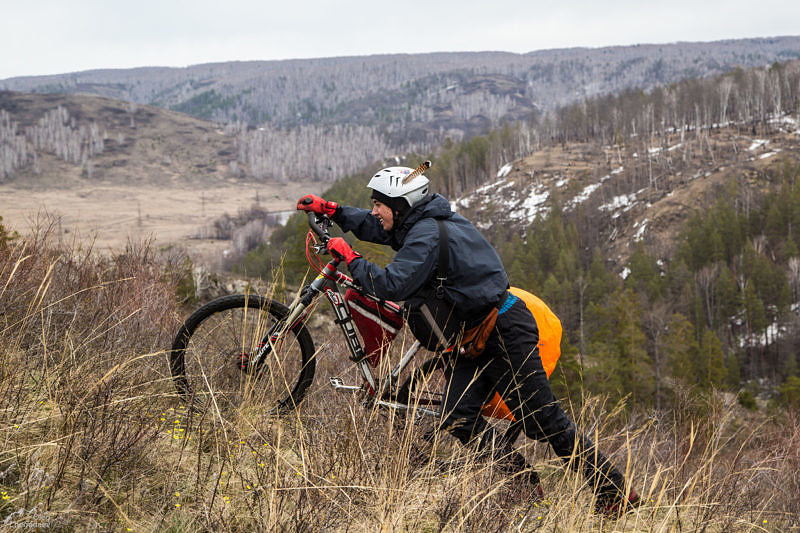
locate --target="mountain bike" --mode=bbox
[169,212,523,446]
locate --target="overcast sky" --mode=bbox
[2,0,798,80]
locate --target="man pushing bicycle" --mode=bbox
[297,161,639,516]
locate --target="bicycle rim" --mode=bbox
[170,295,315,415]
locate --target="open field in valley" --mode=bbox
[0,180,322,263]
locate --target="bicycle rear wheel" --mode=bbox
[170,294,316,414]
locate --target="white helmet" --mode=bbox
[367,166,430,208]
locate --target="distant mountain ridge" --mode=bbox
[3,37,800,184]
[4,37,800,142]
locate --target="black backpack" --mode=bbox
[403,219,464,352]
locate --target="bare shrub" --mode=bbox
[0,218,181,526]
[196,203,281,242]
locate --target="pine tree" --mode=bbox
[625,244,663,300]
[585,251,621,305]
[586,288,653,405]
[742,281,767,374]
[697,328,727,390]
[665,313,699,386]
[714,265,740,330]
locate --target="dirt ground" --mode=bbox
[0,180,322,263]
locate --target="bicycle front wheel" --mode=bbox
[170,294,316,414]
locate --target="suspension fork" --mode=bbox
[248,274,326,368]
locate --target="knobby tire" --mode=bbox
[170,294,316,415]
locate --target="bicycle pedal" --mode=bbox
[329,377,361,393]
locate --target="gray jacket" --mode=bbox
[333,194,509,318]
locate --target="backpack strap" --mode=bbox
[434,218,449,299]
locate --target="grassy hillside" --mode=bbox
[1,220,798,531]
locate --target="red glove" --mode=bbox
[297,194,338,216]
[326,237,361,265]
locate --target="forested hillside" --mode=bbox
[248,58,800,412]
[3,37,800,182]
[0,91,237,185]
[0,90,384,188]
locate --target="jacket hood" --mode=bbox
[391,194,452,248]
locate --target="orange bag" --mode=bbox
[481,287,562,420]
[508,286,562,378]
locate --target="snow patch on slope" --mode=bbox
[567,167,622,209]
[599,187,647,219]
[759,149,781,159]
[510,188,550,221]
[497,163,513,178]
[634,219,648,242]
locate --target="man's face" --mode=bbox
[371,199,394,231]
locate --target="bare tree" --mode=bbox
[696,262,721,328]
[718,77,733,126]
[127,101,137,128]
[788,257,800,303]
[642,300,672,410]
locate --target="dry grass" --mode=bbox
[1,224,798,532]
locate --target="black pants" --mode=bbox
[438,297,625,494]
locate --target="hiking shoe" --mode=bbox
[497,450,543,496]
[595,489,640,518]
[517,467,542,491]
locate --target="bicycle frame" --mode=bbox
[248,215,440,420]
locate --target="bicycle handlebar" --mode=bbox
[307,212,331,244]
